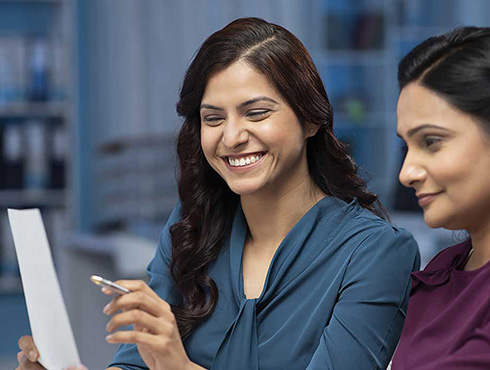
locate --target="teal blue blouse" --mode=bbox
[109,197,420,370]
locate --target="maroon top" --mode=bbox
[392,239,490,369]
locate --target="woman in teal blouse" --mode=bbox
[107,198,418,370]
[16,18,419,370]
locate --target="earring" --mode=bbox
[308,128,315,135]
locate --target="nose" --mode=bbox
[222,117,249,149]
[398,150,426,188]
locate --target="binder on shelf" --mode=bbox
[28,37,50,102]
[0,36,28,104]
[0,209,19,278]
[50,38,66,102]
[48,123,66,189]
[0,122,25,190]
[24,119,49,190]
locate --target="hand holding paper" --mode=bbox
[17,335,88,370]
[8,208,83,370]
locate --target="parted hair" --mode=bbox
[398,26,490,133]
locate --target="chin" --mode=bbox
[223,175,271,196]
[423,216,444,229]
[226,183,263,196]
[423,211,461,230]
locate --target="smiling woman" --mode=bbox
[15,17,420,370]
[200,60,318,198]
[392,27,490,370]
[107,17,420,370]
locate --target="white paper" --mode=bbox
[8,208,81,370]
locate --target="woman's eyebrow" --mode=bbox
[200,104,224,111]
[403,124,452,138]
[200,97,279,111]
[237,96,279,109]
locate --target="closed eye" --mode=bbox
[202,115,224,126]
[246,109,270,121]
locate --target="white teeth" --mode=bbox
[227,154,263,167]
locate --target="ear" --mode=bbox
[305,124,319,138]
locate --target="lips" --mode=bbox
[417,191,444,207]
[222,151,267,170]
[227,153,264,167]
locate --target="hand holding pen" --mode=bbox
[94,276,205,370]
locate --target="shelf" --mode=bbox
[0,101,68,119]
[334,111,389,127]
[0,276,22,294]
[0,189,66,207]
[0,0,63,4]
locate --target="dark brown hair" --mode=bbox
[398,26,490,133]
[171,17,386,338]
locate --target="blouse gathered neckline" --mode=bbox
[411,239,490,288]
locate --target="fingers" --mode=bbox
[63,366,88,370]
[18,336,39,362]
[114,280,158,299]
[101,287,113,295]
[105,329,157,346]
[103,290,171,317]
[106,309,173,335]
[16,350,45,370]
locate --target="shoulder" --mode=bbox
[350,203,418,251]
[315,197,420,257]
[155,201,183,261]
[159,201,182,239]
[337,206,420,291]
[341,205,420,268]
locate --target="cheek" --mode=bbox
[429,147,488,197]
[261,120,305,152]
[426,146,472,186]
[200,127,218,161]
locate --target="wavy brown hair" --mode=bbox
[170,17,387,338]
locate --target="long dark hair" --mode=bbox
[398,26,490,133]
[170,17,387,338]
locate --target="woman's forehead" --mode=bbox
[202,61,283,105]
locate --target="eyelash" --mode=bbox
[202,109,270,124]
[399,136,441,153]
[247,109,270,120]
[203,116,223,122]
[423,136,441,149]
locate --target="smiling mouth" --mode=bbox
[225,152,266,167]
[417,191,444,207]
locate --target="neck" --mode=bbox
[240,175,325,250]
[465,218,490,270]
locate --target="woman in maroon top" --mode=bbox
[392,27,490,369]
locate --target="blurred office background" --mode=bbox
[0,0,488,367]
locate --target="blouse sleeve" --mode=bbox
[107,203,182,370]
[306,226,420,370]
